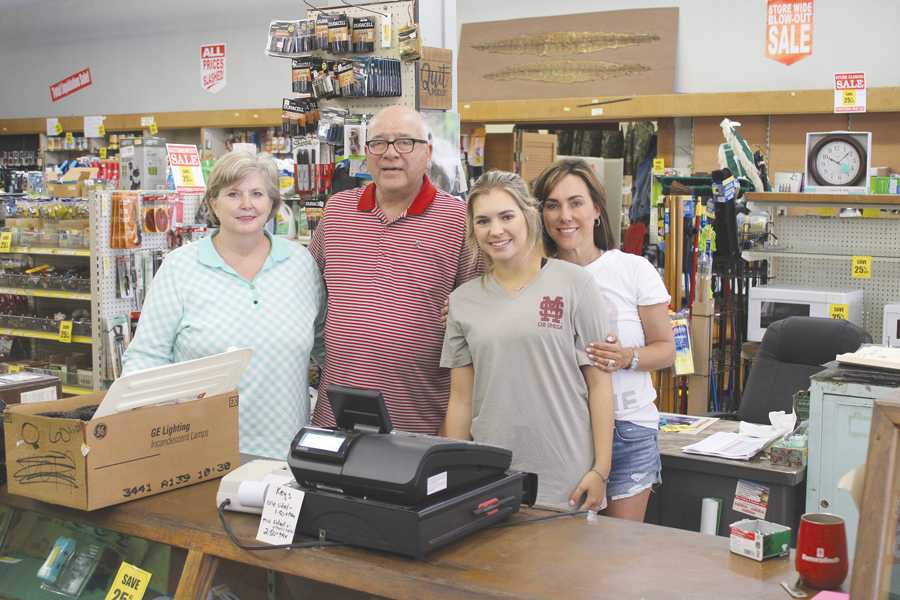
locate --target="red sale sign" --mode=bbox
[201,44,226,94]
[50,68,93,102]
[166,144,205,194]
[834,72,866,113]
[766,0,813,66]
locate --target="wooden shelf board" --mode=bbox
[746,192,900,206]
[458,87,900,124]
[1,109,282,135]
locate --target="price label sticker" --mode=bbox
[103,563,151,600]
[0,233,12,253]
[98,124,106,136]
[58,321,73,343]
[7,365,22,373]
[653,158,665,173]
[863,208,880,219]
[179,166,195,186]
[100,147,107,159]
[149,122,158,135]
[55,122,63,135]
[852,255,872,278]
[817,207,834,217]
[830,303,849,320]
[65,132,73,144]
[843,90,856,106]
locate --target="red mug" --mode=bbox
[796,513,849,590]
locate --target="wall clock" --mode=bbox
[806,134,868,187]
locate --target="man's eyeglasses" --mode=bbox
[365,138,428,155]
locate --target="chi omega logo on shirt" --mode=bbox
[539,296,564,329]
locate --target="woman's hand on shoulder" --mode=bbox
[588,334,629,372]
[439,297,450,329]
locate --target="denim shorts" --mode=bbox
[606,420,662,500]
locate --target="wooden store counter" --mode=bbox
[0,473,847,600]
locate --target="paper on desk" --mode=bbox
[682,411,795,460]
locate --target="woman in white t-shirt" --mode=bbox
[533,158,676,521]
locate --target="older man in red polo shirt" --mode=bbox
[308,105,480,435]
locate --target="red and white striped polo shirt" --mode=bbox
[308,175,480,434]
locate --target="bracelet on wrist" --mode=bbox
[590,467,610,484]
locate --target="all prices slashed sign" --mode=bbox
[167,144,206,194]
[766,0,813,66]
[201,44,226,93]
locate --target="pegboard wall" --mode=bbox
[306,0,418,113]
[770,214,900,342]
[91,190,204,384]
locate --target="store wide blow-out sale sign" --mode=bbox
[201,44,226,93]
[766,0,813,66]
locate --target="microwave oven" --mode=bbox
[747,284,864,342]
[884,303,900,347]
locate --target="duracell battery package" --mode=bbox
[352,17,376,53]
[298,19,315,53]
[266,20,302,56]
[327,14,350,54]
[315,15,330,51]
[292,58,313,96]
[336,61,354,97]
[311,59,336,99]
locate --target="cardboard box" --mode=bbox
[120,137,167,191]
[49,167,99,198]
[770,442,808,467]
[49,353,90,373]
[729,519,791,561]
[418,47,453,110]
[4,389,239,510]
[0,372,61,405]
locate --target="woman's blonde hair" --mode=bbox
[466,170,543,278]
[204,151,281,226]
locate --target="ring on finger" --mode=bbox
[607,358,615,368]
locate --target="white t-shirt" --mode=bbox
[584,250,670,429]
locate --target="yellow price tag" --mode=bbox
[104,563,151,600]
[863,208,880,218]
[843,89,856,106]
[817,207,835,217]
[830,303,849,319]
[58,321,73,343]
[65,132,73,144]
[179,166,195,185]
[653,158,665,173]
[0,232,12,253]
[98,124,106,136]
[100,147,107,159]
[149,122,158,135]
[55,122,63,135]
[852,255,872,279]
[7,365,22,373]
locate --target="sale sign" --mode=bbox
[50,68,93,102]
[766,0,813,66]
[166,144,205,194]
[201,44,226,94]
[834,72,866,113]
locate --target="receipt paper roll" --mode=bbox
[237,480,271,509]
[700,497,720,535]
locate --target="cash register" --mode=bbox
[287,385,537,559]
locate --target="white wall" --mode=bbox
[0,0,457,120]
[456,0,900,94]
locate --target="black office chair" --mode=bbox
[705,316,872,424]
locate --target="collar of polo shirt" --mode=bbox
[357,174,437,216]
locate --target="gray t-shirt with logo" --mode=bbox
[441,258,610,510]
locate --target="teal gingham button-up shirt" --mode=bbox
[122,230,326,459]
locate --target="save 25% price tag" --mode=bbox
[104,563,151,600]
